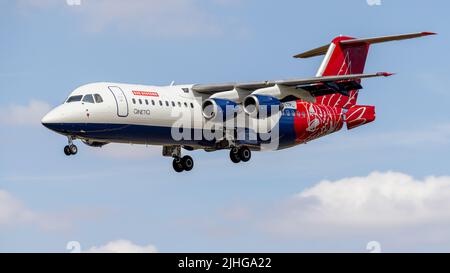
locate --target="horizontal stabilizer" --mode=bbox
[294,32,436,59]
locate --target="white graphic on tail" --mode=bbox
[299,102,344,143]
[338,51,352,76]
[346,106,370,128]
[318,50,358,109]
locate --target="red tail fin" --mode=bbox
[294,32,435,109]
[315,36,369,109]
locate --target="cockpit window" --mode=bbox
[66,95,83,103]
[94,94,103,103]
[82,94,95,103]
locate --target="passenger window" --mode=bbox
[94,94,103,103]
[159,100,163,106]
[178,102,181,107]
[165,101,169,106]
[82,94,95,103]
[152,100,155,106]
[184,102,188,108]
[145,99,149,105]
[139,99,142,105]
[132,98,136,104]
[171,101,175,107]
[66,95,83,103]
[190,103,194,108]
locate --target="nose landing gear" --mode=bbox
[64,137,78,156]
[64,145,78,156]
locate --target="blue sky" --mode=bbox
[1,0,450,252]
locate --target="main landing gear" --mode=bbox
[229,146,251,164]
[163,145,194,173]
[172,155,194,173]
[64,137,78,156]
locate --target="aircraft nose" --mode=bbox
[41,112,52,126]
[41,107,65,131]
[41,109,56,126]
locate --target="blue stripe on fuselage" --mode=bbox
[43,118,298,149]
[42,122,214,146]
[278,111,296,149]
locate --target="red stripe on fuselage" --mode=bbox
[294,101,344,143]
[132,90,159,97]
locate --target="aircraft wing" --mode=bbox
[191,72,393,96]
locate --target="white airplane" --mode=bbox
[42,32,434,172]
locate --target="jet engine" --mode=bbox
[202,98,238,120]
[243,94,281,118]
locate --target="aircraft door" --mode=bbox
[108,86,129,117]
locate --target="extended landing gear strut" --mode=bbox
[163,146,194,173]
[64,137,78,156]
[229,146,251,164]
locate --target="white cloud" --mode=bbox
[86,240,158,253]
[0,190,36,226]
[0,100,50,127]
[265,171,450,241]
[0,189,71,230]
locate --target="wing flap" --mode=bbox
[298,80,363,97]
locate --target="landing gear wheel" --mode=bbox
[69,145,78,155]
[181,155,194,171]
[172,158,184,173]
[230,148,241,163]
[239,146,251,162]
[64,146,71,156]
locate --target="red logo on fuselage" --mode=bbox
[132,90,159,97]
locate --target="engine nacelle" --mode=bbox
[243,94,280,118]
[82,140,109,147]
[202,98,238,120]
